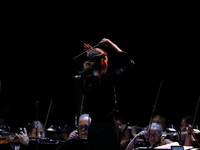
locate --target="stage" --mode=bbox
[0,12,200,133]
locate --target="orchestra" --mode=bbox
[0,38,199,150]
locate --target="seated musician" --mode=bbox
[126,122,163,150]
[68,114,91,140]
[179,115,198,147]
[116,117,131,149]
[179,115,193,142]
[56,114,91,150]
[15,120,45,149]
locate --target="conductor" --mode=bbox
[80,38,135,150]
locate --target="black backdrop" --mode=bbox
[0,8,200,133]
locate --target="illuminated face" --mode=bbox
[148,129,161,147]
[79,117,90,139]
[29,127,44,138]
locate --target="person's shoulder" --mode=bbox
[80,74,94,87]
[80,74,93,82]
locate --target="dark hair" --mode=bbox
[80,48,107,76]
[25,120,44,135]
[153,114,166,125]
[25,123,36,135]
[180,115,193,125]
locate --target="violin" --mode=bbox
[0,132,64,145]
[187,125,200,146]
[0,132,20,145]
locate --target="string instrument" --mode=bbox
[188,95,200,146]
[0,131,40,145]
[0,132,20,145]
[162,129,200,137]
[147,78,163,133]
[187,125,200,146]
[0,132,65,145]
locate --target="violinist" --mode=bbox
[179,115,193,142]
[179,115,199,147]
[14,120,45,150]
[27,121,45,138]
[126,122,163,150]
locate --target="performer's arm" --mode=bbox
[126,130,147,150]
[184,125,192,146]
[99,38,123,53]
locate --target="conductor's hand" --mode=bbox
[84,43,92,53]
[68,130,78,140]
[15,128,30,145]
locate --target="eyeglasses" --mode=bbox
[149,133,160,138]
[79,125,89,131]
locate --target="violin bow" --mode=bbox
[188,95,200,147]
[147,78,163,132]
[146,78,163,149]
[192,95,200,127]
[188,125,200,146]
[43,98,53,133]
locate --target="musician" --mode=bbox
[179,116,195,146]
[26,120,45,138]
[56,114,91,150]
[116,117,131,149]
[80,38,135,150]
[14,120,45,150]
[180,116,193,132]
[126,123,163,150]
[68,114,91,140]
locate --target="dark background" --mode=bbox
[0,6,200,133]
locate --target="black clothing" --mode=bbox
[0,143,30,150]
[87,120,118,150]
[81,52,134,122]
[80,52,135,150]
[56,139,88,150]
